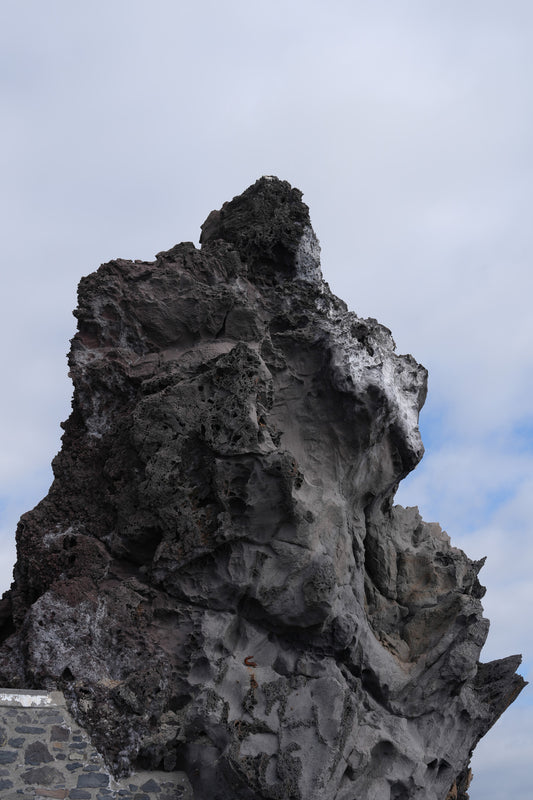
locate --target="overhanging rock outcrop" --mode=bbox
[0,177,525,800]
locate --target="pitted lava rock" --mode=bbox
[0,178,525,800]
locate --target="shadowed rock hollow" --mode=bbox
[0,177,525,800]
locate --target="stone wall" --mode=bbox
[0,690,192,800]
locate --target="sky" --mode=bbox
[1,1,531,796]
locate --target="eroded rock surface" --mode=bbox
[0,177,525,800]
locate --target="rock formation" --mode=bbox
[0,177,525,800]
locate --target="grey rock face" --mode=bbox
[0,177,525,800]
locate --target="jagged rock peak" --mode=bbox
[0,178,525,800]
[200,175,322,283]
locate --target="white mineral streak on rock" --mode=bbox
[69,342,109,438]
[43,526,75,548]
[84,395,110,439]
[326,308,425,465]
[295,224,323,283]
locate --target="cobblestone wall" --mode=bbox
[0,690,192,800]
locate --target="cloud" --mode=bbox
[1,2,531,795]
[469,705,533,800]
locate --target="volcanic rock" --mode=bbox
[0,177,525,800]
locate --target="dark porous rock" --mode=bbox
[0,177,525,799]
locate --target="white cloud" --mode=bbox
[1,1,531,795]
[469,705,533,800]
